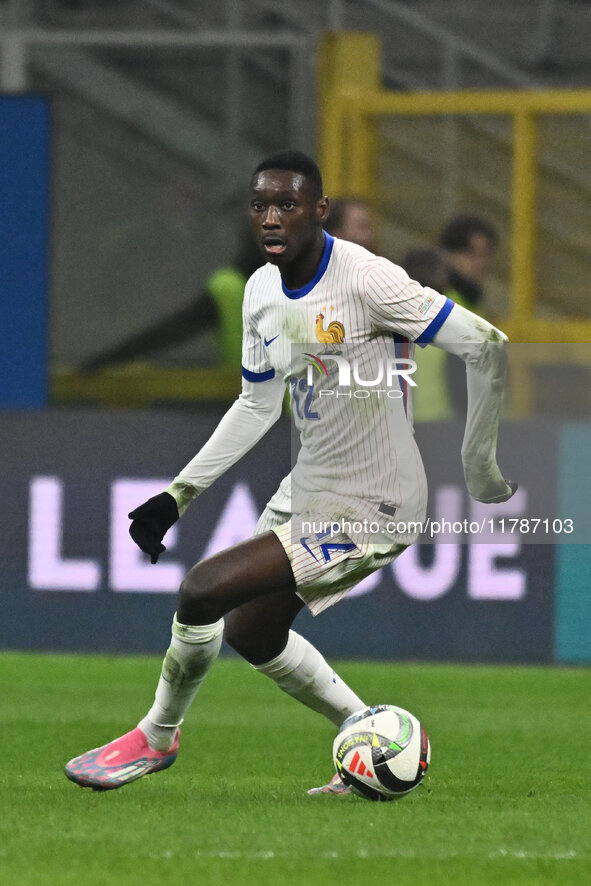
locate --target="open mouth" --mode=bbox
[262,237,287,256]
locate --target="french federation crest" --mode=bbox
[315,310,345,354]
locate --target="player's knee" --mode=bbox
[177,566,222,625]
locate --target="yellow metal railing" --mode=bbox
[51,364,239,407]
[318,33,591,345]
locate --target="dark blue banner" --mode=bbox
[0,97,50,408]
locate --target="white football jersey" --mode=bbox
[242,234,454,542]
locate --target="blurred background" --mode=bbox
[1,0,590,662]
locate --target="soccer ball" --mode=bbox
[333,704,430,801]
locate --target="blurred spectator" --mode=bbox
[439,215,499,311]
[81,231,262,374]
[325,198,376,252]
[401,248,453,421]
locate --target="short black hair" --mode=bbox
[251,150,323,200]
[439,215,499,252]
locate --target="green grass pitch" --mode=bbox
[1,652,590,886]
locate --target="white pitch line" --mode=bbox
[146,848,585,862]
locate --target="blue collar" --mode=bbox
[281,232,334,300]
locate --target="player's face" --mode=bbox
[451,233,495,284]
[249,170,329,267]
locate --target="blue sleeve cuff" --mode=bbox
[415,298,455,346]
[242,366,276,382]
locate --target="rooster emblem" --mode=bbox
[315,312,345,354]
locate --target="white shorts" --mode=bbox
[254,503,407,616]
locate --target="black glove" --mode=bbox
[128,492,179,564]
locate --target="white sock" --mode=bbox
[138,614,224,750]
[253,630,365,727]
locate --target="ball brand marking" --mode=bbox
[335,732,373,761]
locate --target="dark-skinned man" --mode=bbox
[65,151,516,795]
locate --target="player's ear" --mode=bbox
[317,196,330,224]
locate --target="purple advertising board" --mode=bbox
[0,409,558,661]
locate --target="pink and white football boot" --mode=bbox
[64,727,179,791]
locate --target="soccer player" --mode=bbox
[65,151,516,795]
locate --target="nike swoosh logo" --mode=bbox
[264,335,279,347]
